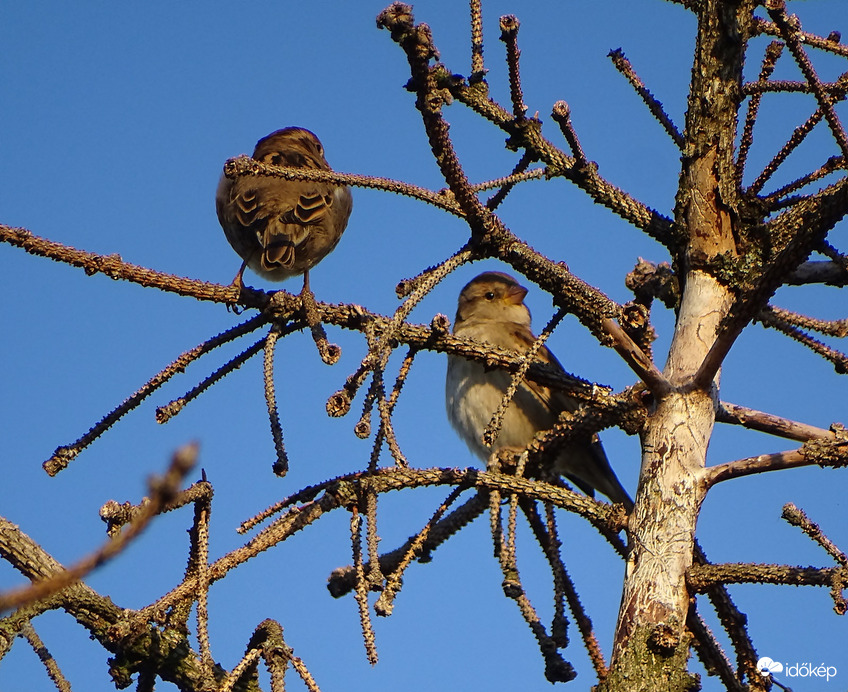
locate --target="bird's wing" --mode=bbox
[506,326,632,508]
[226,179,344,265]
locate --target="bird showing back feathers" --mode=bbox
[445,271,633,510]
[216,127,352,283]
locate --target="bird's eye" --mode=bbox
[484,291,495,300]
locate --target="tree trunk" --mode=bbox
[603,2,753,688]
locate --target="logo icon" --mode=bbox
[757,657,784,676]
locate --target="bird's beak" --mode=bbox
[504,283,528,305]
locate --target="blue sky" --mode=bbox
[1,2,846,690]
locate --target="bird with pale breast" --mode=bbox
[445,271,633,510]
[216,127,352,288]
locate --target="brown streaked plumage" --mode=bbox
[445,271,633,509]
[216,127,352,283]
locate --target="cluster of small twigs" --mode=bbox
[2,0,848,689]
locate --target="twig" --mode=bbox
[99,478,213,537]
[693,542,765,691]
[685,607,742,692]
[689,562,840,590]
[753,17,848,58]
[766,304,848,337]
[0,444,196,613]
[716,401,837,442]
[819,239,848,270]
[499,15,527,119]
[601,317,670,395]
[190,487,214,681]
[300,281,341,365]
[224,155,466,218]
[703,437,848,488]
[374,485,467,616]
[748,101,829,196]
[483,306,568,446]
[0,224,243,304]
[485,153,538,211]
[41,315,266,476]
[608,48,684,149]
[488,479,576,683]
[327,490,488,598]
[766,1,848,159]
[782,503,848,567]
[153,336,267,425]
[550,101,587,163]
[218,648,261,692]
[786,259,848,286]
[469,0,484,79]
[263,325,289,477]
[763,155,846,207]
[737,41,784,183]
[350,508,378,665]
[520,499,610,680]
[759,306,848,373]
[19,622,72,692]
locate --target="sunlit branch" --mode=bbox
[716,401,837,442]
[0,224,242,304]
[263,325,289,477]
[224,155,466,218]
[154,336,268,424]
[349,508,379,665]
[151,466,626,616]
[19,623,71,692]
[703,439,848,488]
[41,315,266,476]
[783,503,848,568]
[753,16,848,59]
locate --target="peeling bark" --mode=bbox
[605,1,755,688]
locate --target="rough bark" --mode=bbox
[603,1,754,688]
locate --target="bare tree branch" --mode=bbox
[0,445,196,613]
[716,401,839,442]
[608,48,684,149]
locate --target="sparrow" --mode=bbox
[445,271,633,510]
[216,127,353,285]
